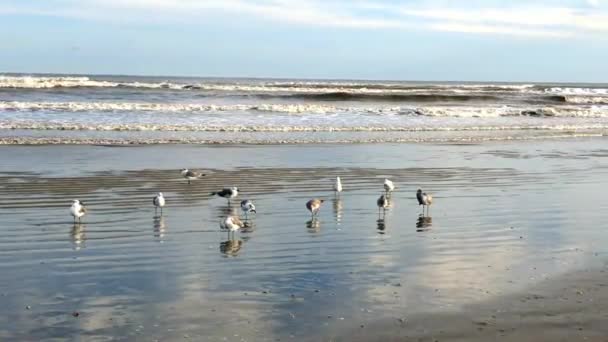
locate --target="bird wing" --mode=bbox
[232,216,245,228]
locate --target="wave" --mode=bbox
[3,121,608,132]
[2,101,608,118]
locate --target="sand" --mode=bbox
[1,139,608,341]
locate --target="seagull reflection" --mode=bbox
[416,215,433,232]
[70,223,86,250]
[376,219,387,234]
[153,215,166,241]
[333,197,343,224]
[220,238,243,257]
[306,219,321,232]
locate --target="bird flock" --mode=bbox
[69,170,434,235]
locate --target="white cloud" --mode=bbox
[2,0,608,38]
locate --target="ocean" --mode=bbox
[1,74,608,144]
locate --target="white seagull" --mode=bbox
[211,187,239,204]
[334,176,343,195]
[221,216,246,237]
[153,192,166,215]
[240,200,256,220]
[180,168,205,185]
[384,179,395,195]
[70,200,87,223]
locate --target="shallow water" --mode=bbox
[1,140,608,340]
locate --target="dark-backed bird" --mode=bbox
[306,199,325,219]
[180,168,205,184]
[211,187,239,204]
[377,194,389,218]
[416,189,433,215]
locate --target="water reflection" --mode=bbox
[416,215,433,232]
[306,219,321,233]
[153,215,166,241]
[220,238,243,257]
[216,205,237,219]
[376,219,387,234]
[333,197,343,224]
[70,223,86,250]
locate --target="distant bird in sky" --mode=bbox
[211,187,239,204]
[306,198,325,219]
[416,189,433,215]
[334,176,343,195]
[180,168,205,184]
[70,200,87,223]
[240,199,256,220]
[153,192,165,215]
[384,179,395,196]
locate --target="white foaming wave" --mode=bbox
[0,101,367,114]
[0,75,539,94]
[564,96,608,105]
[544,87,608,96]
[3,121,608,132]
[416,106,608,118]
[2,101,608,118]
[0,76,182,90]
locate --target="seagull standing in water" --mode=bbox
[334,177,343,196]
[240,200,256,220]
[384,179,395,196]
[416,189,433,215]
[70,200,87,223]
[221,216,246,237]
[211,187,239,205]
[306,199,325,219]
[377,194,389,218]
[180,168,205,185]
[153,192,165,215]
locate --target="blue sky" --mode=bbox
[1,0,608,82]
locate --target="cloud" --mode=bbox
[2,0,608,38]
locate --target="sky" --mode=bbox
[1,0,608,82]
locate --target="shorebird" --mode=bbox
[211,187,239,204]
[377,194,389,218]
[306,199,324,219]
[334,177,343,195]
[384,179,395,196]
[180,168,205,185]
[416,189,433,215]
[153,192,165,215]
[221,216,246,237]
[240,199,256,220]
[70,200,87,223]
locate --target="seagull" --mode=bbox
[384,179,395,196]
[211,187,239,204]
[221,216,246,237]
[240,200,256,220]
[153,192,165,215]
[416,189,433,215]
[334,176,343,195]
[377,194,389,218]
[70,200,87,223]
[306,199,325,219]
[180,168,205,185]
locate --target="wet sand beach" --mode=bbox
[1,140,608,341]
